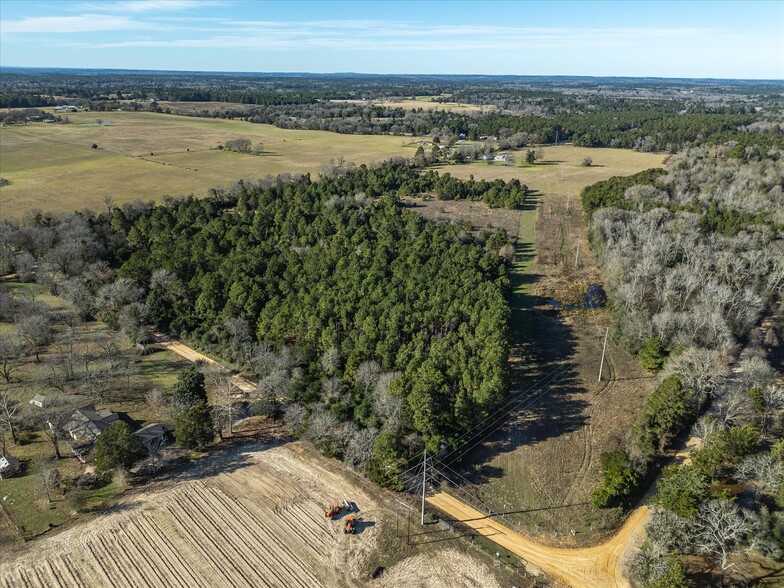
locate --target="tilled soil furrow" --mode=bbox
[82,537,116,587]
[44,560,66,588]
[229,486,333,569]
[115,519,170,588]
[165,489,250,587]
[94,532,141,588]
[136,512,206,588]
[196,485,320,588]
[281,501,332,558]
[180,486,275,587]
[61,554,88,587]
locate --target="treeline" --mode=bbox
[0,163,516,488]
[157,100,780,153]
[586,146,784,585]
[586,147,783,355]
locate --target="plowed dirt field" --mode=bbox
[0,443,384,588]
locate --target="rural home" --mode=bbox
[0,455,21,479]
[133,423,166,454]
[28,394,48,408]
[62,405,119,444]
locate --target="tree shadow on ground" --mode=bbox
[147,436,289,485]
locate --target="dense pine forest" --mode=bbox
[1,163,524,488]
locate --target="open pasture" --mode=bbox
[0,111,415,219]
[330,97,492,112]
[436,146,666,197]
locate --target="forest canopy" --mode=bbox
[108,164,514,483]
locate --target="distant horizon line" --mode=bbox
[2,65,782,83]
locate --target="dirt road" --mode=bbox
[151,331,257,393]
[428,491,648,588]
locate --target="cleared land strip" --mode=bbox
[427,491,649,588]
[151,331,256,393]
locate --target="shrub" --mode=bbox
[655,464,710,517]
[581,156,593,167]
[592,450,641,508]
[639,337,667,372]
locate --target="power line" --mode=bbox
[394,363,568,475]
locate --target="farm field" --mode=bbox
[435,146,666,197]
[0,441,505,588]
[330,96,492,112]
[0,442,383,587]
[0,111,415,219]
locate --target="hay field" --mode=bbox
[436,146,666,197]
[330,98,492,112]
[0,111,414,219]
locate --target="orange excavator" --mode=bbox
[344,515,356,534]
[325,501,342,519]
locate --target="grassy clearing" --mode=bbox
[435,145,666,197]
[450,146,664,546]
[0,111,416,219]
[330,96,488,112]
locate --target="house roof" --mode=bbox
[133,423,165,440]
[0,455,20,467]
[65,405,120,440]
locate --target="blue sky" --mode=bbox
[1,1,782,79]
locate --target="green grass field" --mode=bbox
[0,111,416,219]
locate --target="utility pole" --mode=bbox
[420,449,427,526]
[598,327,609,382]
[574,238,581,268]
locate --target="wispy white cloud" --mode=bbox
[0,14,152,34]
[79,0,221,13]
[76,21,709,51]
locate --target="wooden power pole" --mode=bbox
[420,450,427,526]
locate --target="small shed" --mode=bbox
[133,423,165,453]
[29,394,48,408]
[0,455,21,479]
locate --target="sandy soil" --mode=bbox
[378,548,501,588]
[151,331,256,393]
[428,491,649,588]
[0,443,385,588]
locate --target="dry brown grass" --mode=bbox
[401,197,523,240]
[434,146,666,197]
[330,97,493,113]
[0,111,415,219]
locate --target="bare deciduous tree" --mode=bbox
[0,335,23,383]
[355,360,381,395]
[320,347,341,375]
[33,458,60,503]
[735,453,784,496]
[665,347,729,399]
[212,376,236,437]
[692,500,749,572]
[145,387,167,420]
[0,389,20,445]
[16,311,52,362]
[372,371,403,432]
